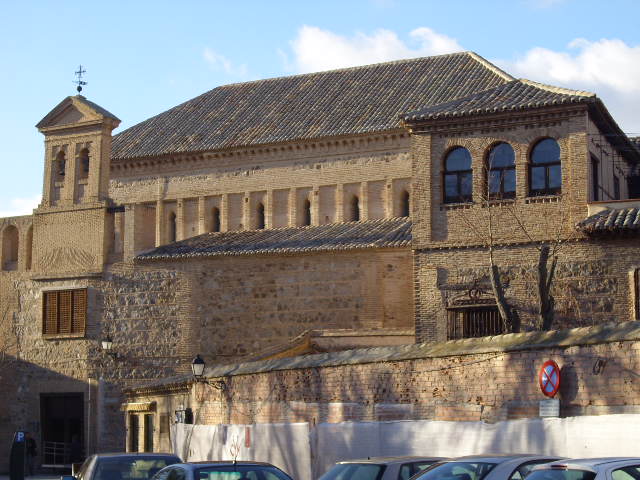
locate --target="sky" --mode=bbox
[2,0,640,217]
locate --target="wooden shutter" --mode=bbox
[43,291,59,335]
[58,290,72,334]
[72,289,87,334]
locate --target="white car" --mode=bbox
[408,455,562,480]
[527,458,640,480]
[318,456,445,480]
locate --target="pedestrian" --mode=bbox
[25,432,37,477]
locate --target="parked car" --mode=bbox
[526,458,640,480]
[408,455,563,480]
[64,452,182,480]
[150,461,294,480]
[318,456,445,480]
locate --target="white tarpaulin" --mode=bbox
[172,414,640,480]
[172,422,311,480]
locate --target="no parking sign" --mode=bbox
[539,360,561,397]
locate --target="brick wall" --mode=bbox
[126,324,640,449]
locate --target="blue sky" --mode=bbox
[2,0,640,217]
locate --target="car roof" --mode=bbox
[337,457,445,465]
[94,453,180,458]
[175,461,282,469]
[537,458,640,470]
[447,454,552,463]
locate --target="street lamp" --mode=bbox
[101,336,118,358]
[191,354,205,379]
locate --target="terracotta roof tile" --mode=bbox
[112,52,512,159]
[136,217,412,260]
[577,207,640,234]
[401,79,595,122]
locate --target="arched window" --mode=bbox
[400,190,410,217]
[2,225,19,271]
[444,147,473,203]
[55,151,66,179]
[256,203,265,230]
[350,196,360,222]
[168,212,177,243]
[79,148,90,178]
[486,143,516,199]
[211,207,220,232]
[530,138,561,196]
[302,199,311,226]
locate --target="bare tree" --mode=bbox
[451,150,575,332]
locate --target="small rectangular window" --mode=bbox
[447,305,503,339]
[42,288,87,336]
[614,175,621,200]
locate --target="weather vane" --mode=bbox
[73,65,87,93]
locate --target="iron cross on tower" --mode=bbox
[74,65,87,93]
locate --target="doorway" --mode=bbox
[40,393,84,466]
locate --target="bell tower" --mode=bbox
[36,95,119,208]
[32,95,120,274]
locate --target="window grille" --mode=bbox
[447,304,502,340]
[42,289,87,336]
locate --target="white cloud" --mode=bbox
[0,195,41,219]
[203,48,248,77]
[498,38,640,133]
[288,25,464,73]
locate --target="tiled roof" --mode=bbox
[77,96,120,122]
[401,79,595,122]
[577,207,640,234]
[136,217,411,260]
[112,52,513,159]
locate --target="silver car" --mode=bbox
[527,458,640,480]
[408,455,562,480]
[318,456,445,480]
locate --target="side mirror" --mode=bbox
[61,475,77,480]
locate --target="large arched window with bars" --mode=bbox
[443,147,473,203]
[486,142,516,199]
[529,138,561,196]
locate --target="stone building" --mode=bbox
[0,52,639,469]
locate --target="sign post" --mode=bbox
[9,430,26,480]
[538,360,561,417]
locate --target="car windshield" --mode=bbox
[319,463,387,480]
[94,456,179,480]
[526,470,596,480]
[195,465,292,480]
[411,462,498,480]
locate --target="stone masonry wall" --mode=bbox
[414,238,640,343]
[0,264,194,471]
[149,248,414,360]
